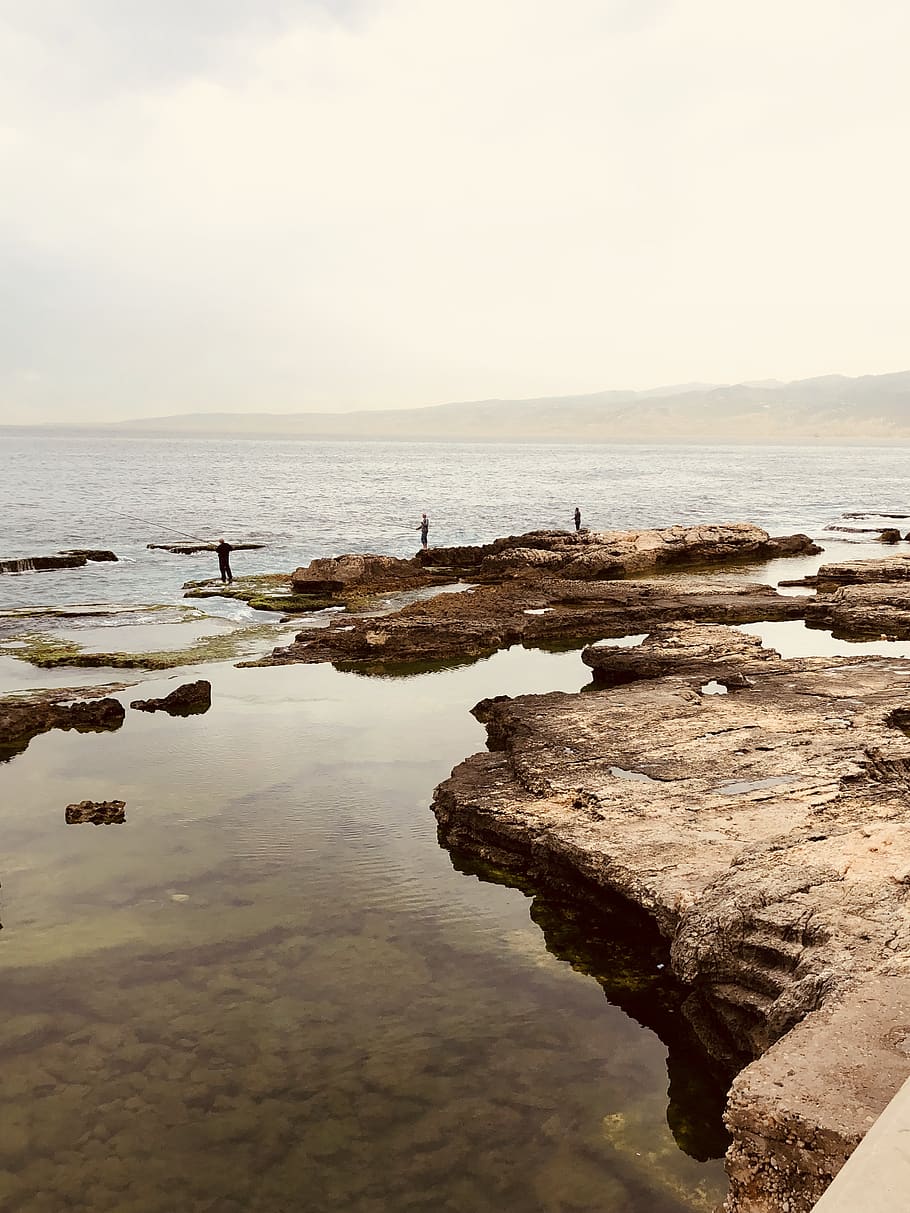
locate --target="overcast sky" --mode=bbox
[2,0,908,423]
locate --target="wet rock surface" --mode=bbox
[131,680,212,715]
[431,624,910,1212]
[254,577,805,672]
[149,542,265,554]
[0,549,117,574]
[0,689,127,762]
[251,525,818,671]
[64,799,126,825]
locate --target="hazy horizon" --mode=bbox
[3,1,909,425]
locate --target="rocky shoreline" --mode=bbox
[251,523,818,671]
[433,624,910,1213]
[6,521,910,1211]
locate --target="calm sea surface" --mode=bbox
[0,433,907,1213]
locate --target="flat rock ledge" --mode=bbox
[256,521,815,670]
[0,549,117,575]
[420,523,819,580]
[253,576,805,670]
[431,624,910,1212]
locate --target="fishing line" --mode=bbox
[106,508,213,546]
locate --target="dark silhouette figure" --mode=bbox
[216,539,233,584]
[417,513,429,549]
[574,507,581,532]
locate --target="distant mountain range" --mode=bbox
[99,370,910,442]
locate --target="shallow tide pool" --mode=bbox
[0,644,729,1213]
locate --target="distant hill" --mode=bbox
[108,370,910,442]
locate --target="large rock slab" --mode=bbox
[422,524,819,581]
[254,578,806,670]
[431,625,910,1211]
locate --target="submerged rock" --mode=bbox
[432,624,910,1211]
[65,799,126,825]
[131,680,211,716]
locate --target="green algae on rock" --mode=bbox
[182,573,337,614]
[0,621,290,671]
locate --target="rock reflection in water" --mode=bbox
[447,851,732,1164]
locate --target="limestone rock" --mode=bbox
[806,582,910,640]
[291,554,424,595]
[255,578,805,671]
[423,524,820,582]
[431,625,910,1211]
[814,555,910,592]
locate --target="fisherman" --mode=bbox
[417,512,430,550]
[574,506,581,532]
[216,538,233,584]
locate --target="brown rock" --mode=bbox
[424,524,820,582]
[65,800,126,825]
[806,583,910,640]
[431,625,910,1211]
[253,577,805,671]
[130,680,211,715]
[0,691,126,762]
[290,553,434,595]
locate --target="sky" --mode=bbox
[2,0,909,423]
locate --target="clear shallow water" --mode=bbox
[0,648,728,1213]
[2,434,910,1212]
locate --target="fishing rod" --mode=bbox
[106,508,215,546]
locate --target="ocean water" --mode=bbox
[1,432,908,608]
[0,433,908,1213]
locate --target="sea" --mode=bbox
[0,432,907,1213]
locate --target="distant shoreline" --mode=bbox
[3,425,910,448]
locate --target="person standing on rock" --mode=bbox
[574,506,581,532]
[417,513,430,550]
[216,538,233,584]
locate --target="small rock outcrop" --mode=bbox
[290,553,429,596]
[814,555,910,592]
[65,799,126,825]
[130,680,211,715]
[432,625,910,1212]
